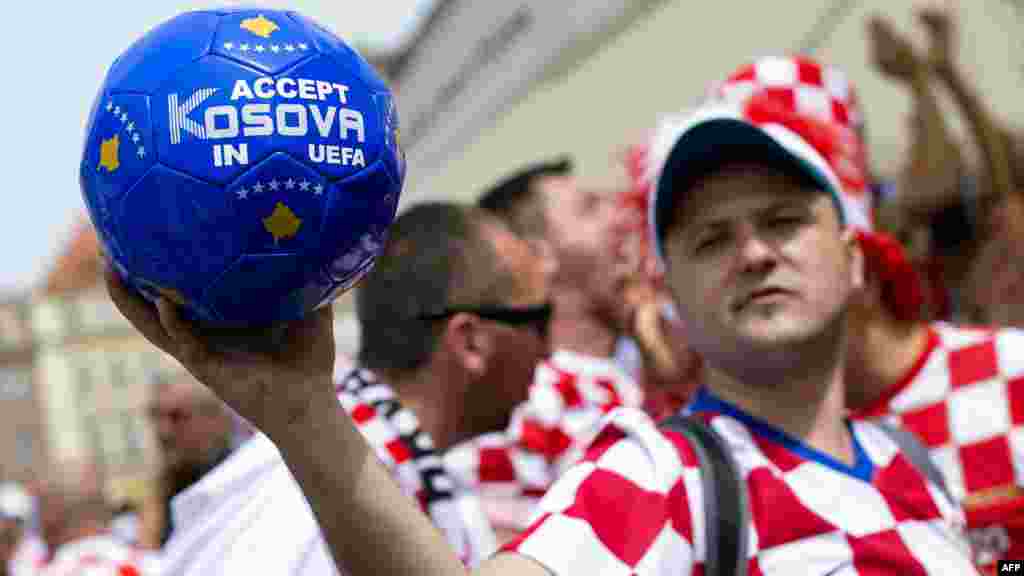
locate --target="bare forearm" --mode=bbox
[900,67,963,216]
[939,63,1013,204]
[269,388,468,576]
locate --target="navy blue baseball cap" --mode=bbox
[647,104,855,265]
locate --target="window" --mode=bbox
[14,430,33,469]
[0,369,30,400]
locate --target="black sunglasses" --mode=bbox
[419,302,553,338]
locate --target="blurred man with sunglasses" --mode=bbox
[157,202,552,575]
[351,201,554,552]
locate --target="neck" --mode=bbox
[845,307,932,411]
[167,445,231,497]
[705,323,853,465]
[387,368,500,452]
[548,286,618,359]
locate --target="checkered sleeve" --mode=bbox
[502,408,702,576]
[884,326,1024,506]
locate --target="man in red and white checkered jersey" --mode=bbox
[105,66,979,576]
[500,92,978,573]
[849,323,1024,573]
[712,54,1024,573]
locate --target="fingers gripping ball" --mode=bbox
[81,9,404,325]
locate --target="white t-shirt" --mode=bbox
[159,434,337,575]
[161,367,497,575]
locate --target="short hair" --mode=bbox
[356,203,518,374]
[477,157,573,237]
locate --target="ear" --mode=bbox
[441,313,494,378]
[531,237,559,279]
[843,228,865,292]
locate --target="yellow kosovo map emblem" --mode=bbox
[98,134,120,172]
[240,14,279,38]
[263,202,302,242]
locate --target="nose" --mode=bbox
[735,225,777,276]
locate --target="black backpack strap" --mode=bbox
[661,414,749,576]
[873,420,955,506]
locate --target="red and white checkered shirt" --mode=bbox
[444,350,643,530]
[335,368,497,567]
[40,534,153,576]
[504,391,978,575]
[852,323,1024,574]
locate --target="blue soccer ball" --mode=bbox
[81,8,404,326]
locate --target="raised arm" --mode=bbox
[104,269,546,576]
[867,15,964,229]
[920,6,1014,232]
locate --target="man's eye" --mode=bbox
[695,235,722,253]
[766,213,805,229]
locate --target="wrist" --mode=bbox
[261,376,338,443]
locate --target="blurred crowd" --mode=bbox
[6,5,1024,575]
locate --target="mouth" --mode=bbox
[733,287,793,312]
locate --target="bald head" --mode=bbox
[148,372,235,491]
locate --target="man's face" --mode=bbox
[148,381,231,475]
[539,175,629,315]
[663,163,860,365]
[477,224,553,411]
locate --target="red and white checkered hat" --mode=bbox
[712,55,873,229]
